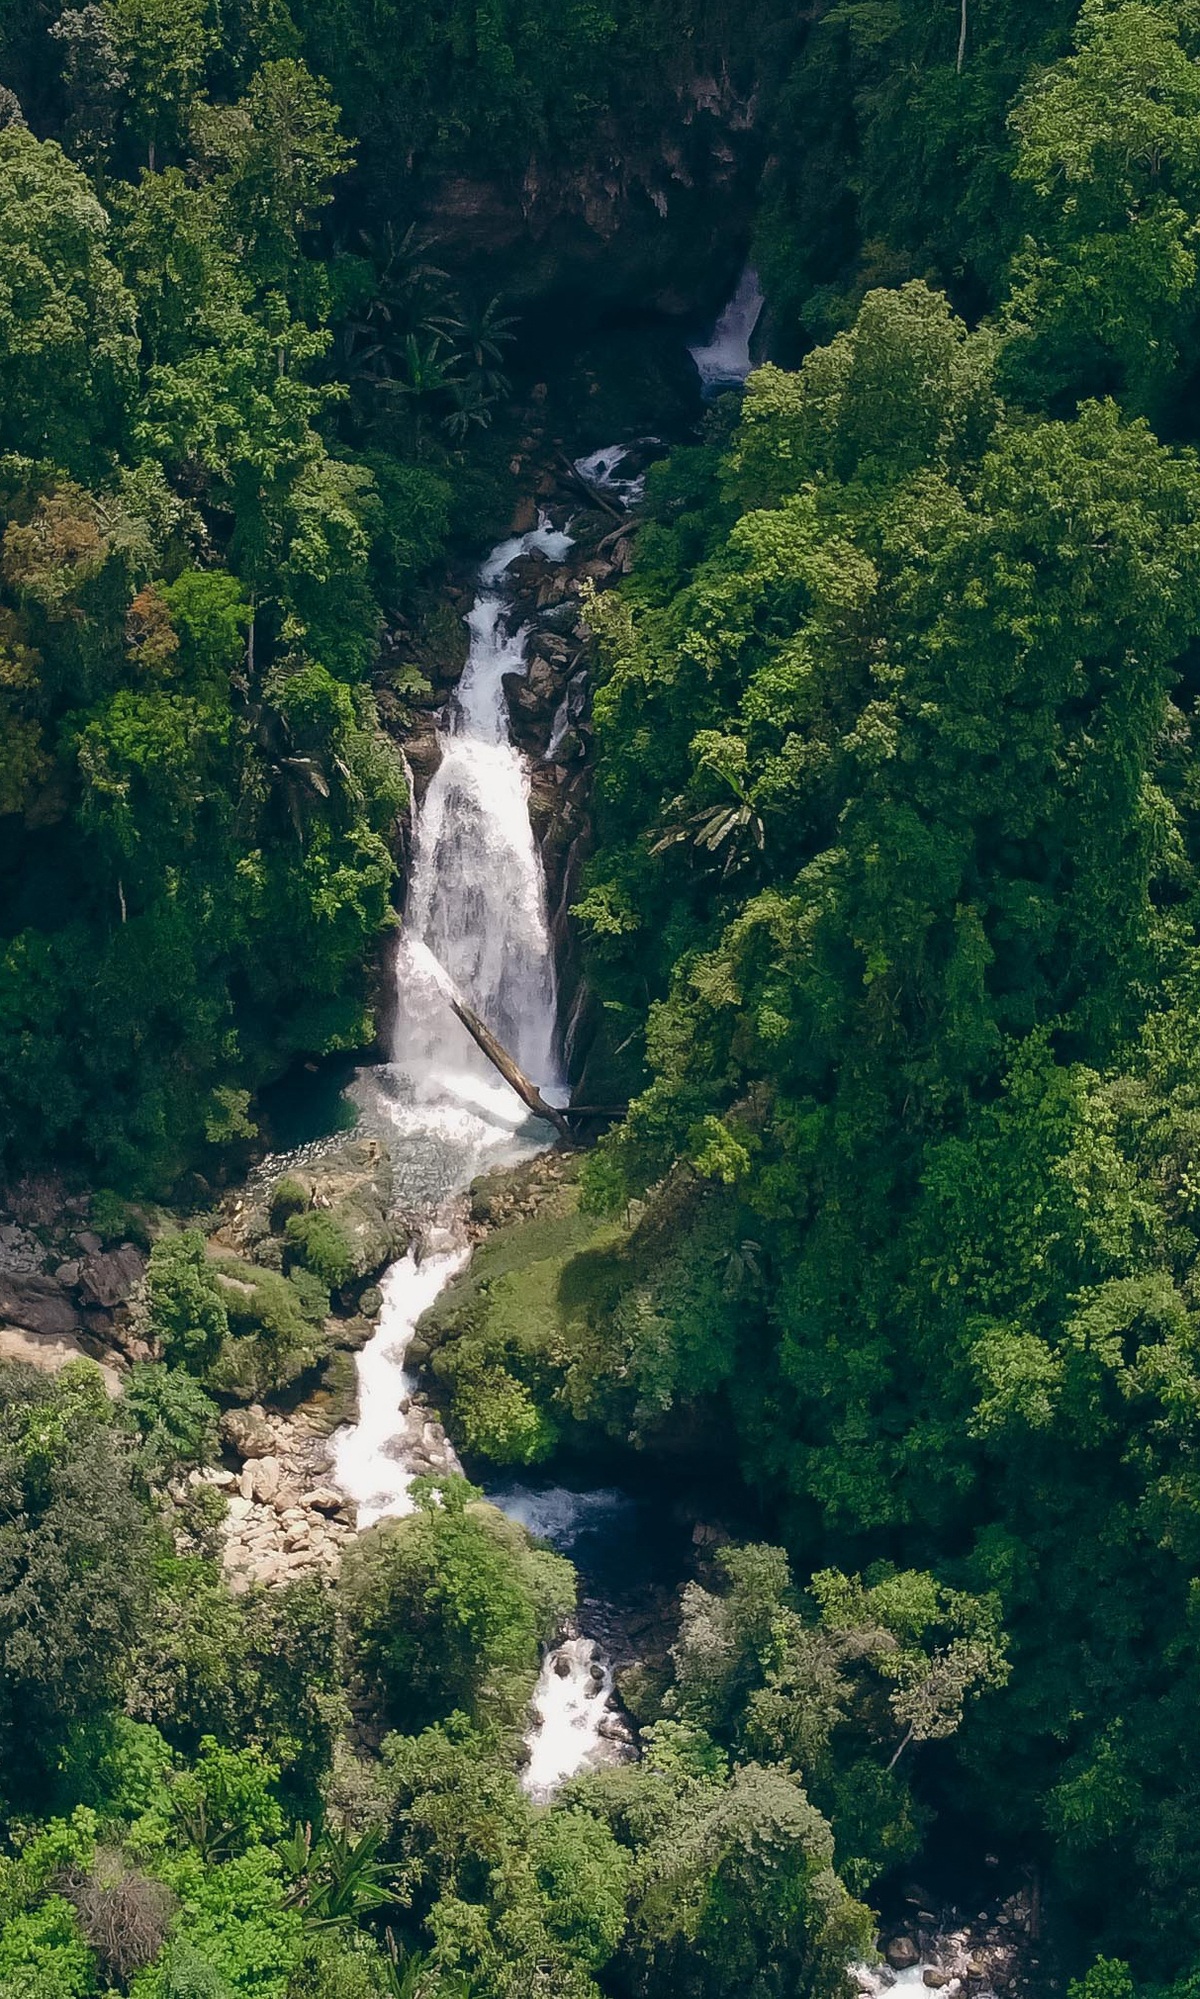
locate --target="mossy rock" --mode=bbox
[205,1254,330,1400]
[274,1137,405,1289]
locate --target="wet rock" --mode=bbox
[0,1272,82,1338]
[77,1243,144,1309]
[553,1653,572,1678]
[925,1973,952,1988]
[510,496,538,534]
[887,1939,921,1971]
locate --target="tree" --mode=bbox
[146,1232,230,1373]
[1005,0,1200,416]
[0,125,137,474]
[0,1362,156,1806]
[340,1477,574,1737]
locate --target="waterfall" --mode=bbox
[335,520,571,1526]
[334,513,629,1791]
[688,265,765,391]
[394,519,572,1105]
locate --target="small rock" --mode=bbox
[924,1973,951,1989]
[54,1260,81,1287]
[553,1653,572,1678]
[75,1231,103,1255]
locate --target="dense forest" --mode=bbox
[5,1,1200,1996]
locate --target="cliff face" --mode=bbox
[411,69,765,324]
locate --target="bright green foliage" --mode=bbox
[284,1209,355,1289]
[379,1722,629,1999]
[1005,0,1200,416]
[340,1477,574,1738]
[0,125,137,473]
[206,1257,329,1398]
[147,1232,230,1373]
[122,1363,222,1481]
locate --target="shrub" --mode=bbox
[340,1476,574,1738]
[61,1847,176,1985]
[449,1354,558,1465]
[206,1260,329,1399]
[122,1364,220,1481]
[146,1234,228,1375]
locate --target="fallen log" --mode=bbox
[446,990,573,1142]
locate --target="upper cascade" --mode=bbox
[688,264,765,391]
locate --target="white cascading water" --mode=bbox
[689,264,765,391]
[334,515,627,1792]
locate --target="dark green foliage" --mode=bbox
[340,1476,574,1738]
[0,1363,156,1808]
[573,257,1200,1970]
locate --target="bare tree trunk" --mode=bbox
[957,0,967,72]
[446,991,573,1141]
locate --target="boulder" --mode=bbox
[0,1322,122,1395]
[0,1273,82,1338]
[242,1455,281,1503]
[285,1136,404,1287]
[221,1408,276,1460]
[300,1486,351,1517]
[886,1940,921,1971]
[77,1244,145,1310]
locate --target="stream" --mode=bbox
[332,271,765,1795]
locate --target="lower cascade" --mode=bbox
[334,510,627,1794]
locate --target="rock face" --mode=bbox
[0,1323,123,1396]
[412,71,763,326]
[0,1272,82,1338]
[76,1244,145,1309]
